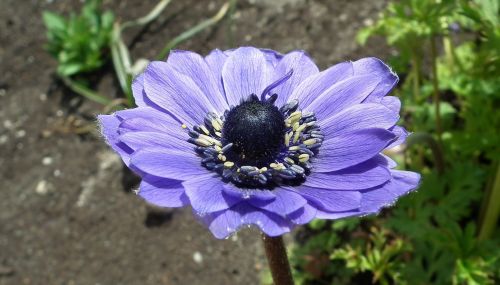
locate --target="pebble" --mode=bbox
[16,130,26,138]
[0,135,8,145]
[35,180,50,195]
[193,251,203,264]
[42,157,53,166]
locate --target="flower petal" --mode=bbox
[131,74,146,107]
[321,103,399,138]
[353,57,398,102]
[222,183,276,202]
[289,61,353,108]
[143,61,216,127]
[306,158,391,190]
[167,50,228,113]
[138,176,188,207]
[118,131,192,153]
[222,47,272,106]
[202,203,292,239]
[97,114,133,165]
[205,49,228,96]
[380,96,401,113]
[202,207,243,239]
[296,186,362,212]
[248,188,307,217]
[305,75,381,121]
[130,148,206,180]
[314,128,396,172]
[288,204,317,225]
[386,126,409,149]
[360,170,420,212]
[271,50,319,107]
[183,174,241,215]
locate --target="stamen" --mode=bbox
[260,69,294,101]
[189,96,324,188]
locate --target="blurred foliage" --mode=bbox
[291,0,500,284]
[43,0,113,77]
[43,0,231,109]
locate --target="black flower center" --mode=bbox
[222,95,285,167]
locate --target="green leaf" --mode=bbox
[43,11,66,31]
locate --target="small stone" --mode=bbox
[53,169,61,177]
[35,180,51,195]
[3,120,13,129]
[39,93,47,101]
[193,251,203,264]
[0,135,8,145]
[42,157,53,166]
[16,129,26,138]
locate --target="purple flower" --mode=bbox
[98,47,420,239]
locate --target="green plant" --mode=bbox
[43,0,113,77]
[289,1,500,284]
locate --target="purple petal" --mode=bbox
[143,61,216,127]
[183,174,241,215]
[205,49,228,96]
[222,47,272,106]
[131,74,146,107]
[353,57,398,102]
[360,170,420,212]
[138,176,188,207]
[202,203,292,239]
[248,188,307,217]
[243,206,292,237]
[380,96,401,113]
[130,148,206,180]
[259,48,284,66]
[314,209,362,219]
[167,50,229,113]
[203,207,243,239]
[97,114,133,165]
[288,203,317,225]
[289,61,353,108]
[386,126,409,149]
[222,183,276,201]
[295,186,361,212]
[321,103,399,138]
[305,75,381,121]
[271,50,319,107]
[306,158,391,190]
[314,128,396,172]
[118,131,192,153]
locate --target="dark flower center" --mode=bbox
[222,95,285,167]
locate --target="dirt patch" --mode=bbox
[0,0,390,284]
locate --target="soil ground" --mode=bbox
[0,0,391,284]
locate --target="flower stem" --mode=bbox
[430,37,443,145]
[262,235,294,285]
[478,162,500,240]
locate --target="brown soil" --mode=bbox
[0,0,391,284]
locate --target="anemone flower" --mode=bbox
[98,47,419,284]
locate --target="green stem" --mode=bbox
[156,2,230,60]
[111,23,134,106]
[60,76,111,105]
[225,0,238,47]
[121,0,172,31]
[430,37,443,142]
[407,132,445,175]
[411,51,421,102]
[262,235,294,285]
[478,163,500,240]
